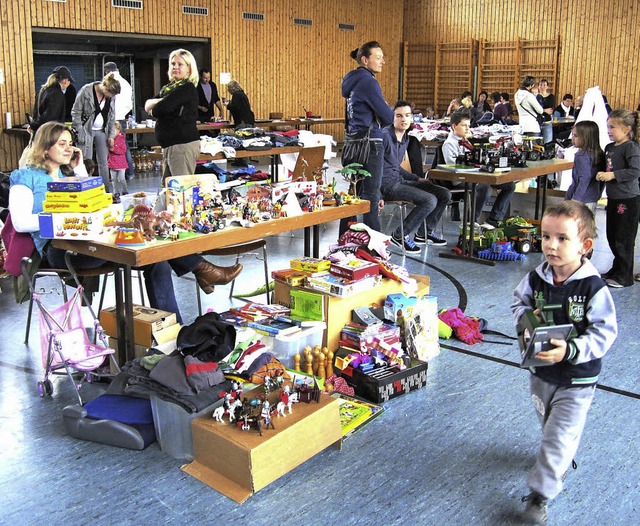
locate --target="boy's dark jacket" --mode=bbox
[512,258,617,387]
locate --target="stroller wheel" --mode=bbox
[38,380,53,397]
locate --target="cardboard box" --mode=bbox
[305,274,382,297]
[47,175,104,192]
[334,351,428,403]
[274,274,430,351]
[38,204,122,240]
[384,293,418,323]
[99,305,178,347]
[183,390,342,503]
[290,257,331,273]
[329,259,380,281]
[45,185,106,202]
[43,193,112,213]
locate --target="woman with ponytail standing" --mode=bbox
[339,41,394,236]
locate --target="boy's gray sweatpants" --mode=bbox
[528,374,595,500]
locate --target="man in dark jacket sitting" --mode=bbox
[381,101,450,253]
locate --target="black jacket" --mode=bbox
[227,90,255,129]
[31,83,66,131]
[196,81,220,122]
[153,82,200,148]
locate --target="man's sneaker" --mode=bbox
[521,492,548,525]
[635,272,640,282]
[605,278,625,289]
[426,233,447,246]
[486,217,501,228]
[391,234,421,254]
[413,233,427,245]
[479,221,496,231]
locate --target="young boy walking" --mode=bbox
[511,201,618,525]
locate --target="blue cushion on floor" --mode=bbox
[84,394,154,425]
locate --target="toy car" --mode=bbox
[502,217,541,253]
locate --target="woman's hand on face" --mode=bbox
[69,147,83,169]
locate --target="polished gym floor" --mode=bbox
[1,160,638,525]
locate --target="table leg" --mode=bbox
[304,226,311,256]
[534,175,548,220]
[270,155,279,183]
[114,265,136,364]
[312,224,320,258]
[439,181,494,266]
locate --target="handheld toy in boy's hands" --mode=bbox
[517,297,576,368]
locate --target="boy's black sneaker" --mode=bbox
[521,492,548,525]
[391,234,421,254]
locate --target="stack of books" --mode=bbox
[339,322,400,353]
[333,393,384,438]
[220,301,315,337]
[273,256,383,298]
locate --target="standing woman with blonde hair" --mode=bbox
[145,48,200,182]
[71,73,121,192]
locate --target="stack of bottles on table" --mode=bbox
[38,176,121,240]
[272,256,382,298]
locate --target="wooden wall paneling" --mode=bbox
[404,42,436,113]
[434,42,441,114]
[434,41,473,115]
[2,0,404,168]
[403,0,640,112]
[1,0,33,169]
[487,43,518,96]
[401,41,409,101]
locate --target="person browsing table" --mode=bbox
[9,122,243,323]
[145,49,200,183]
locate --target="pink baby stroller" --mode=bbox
[23,257,118,405]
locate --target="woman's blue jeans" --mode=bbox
[45,245,202,324]
[339,139,384,236]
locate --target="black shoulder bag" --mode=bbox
[523,102,551,125]
[341,98,374,167]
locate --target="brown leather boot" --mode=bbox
[193,260,243,294]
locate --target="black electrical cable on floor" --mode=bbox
[441,343,640,400]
